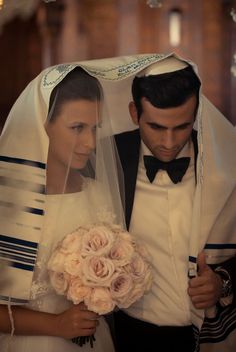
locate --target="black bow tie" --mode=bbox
[143,155,190,184]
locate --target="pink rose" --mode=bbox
[127,253,149,282]
[80,226,115,257]
[67,277,92,304]
[118,282,145,308]
[49,271,69,295]
[80,255,115,286]
[110,272,133,304]
[84,287,115,315]
[109,239,134,267]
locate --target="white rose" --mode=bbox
[117,231,135,245]
[60,231,83,254]
[47,250,66,272]
[80,226,115,257]
[64,252,81,276]
[84,287,115,315]
[80,255,115,286]
[67,277,92,304]
[49,270,69,295]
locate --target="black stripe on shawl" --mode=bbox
[0,155,46,169]
[200,305,236,343]
[0,295,29,304]
[0,176,45,194]
[0,234,38,248]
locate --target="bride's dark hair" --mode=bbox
[48,67,102,122]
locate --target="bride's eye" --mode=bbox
[71,124,83,132]
[92,121,102,133]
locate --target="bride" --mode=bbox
[0,65,124,351]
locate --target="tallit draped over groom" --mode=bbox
[82,53,236,352]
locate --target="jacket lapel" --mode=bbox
[115,129,140,229]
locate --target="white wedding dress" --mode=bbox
[0,179,115,352]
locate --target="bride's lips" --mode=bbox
[73,153,90,163]
[74,152,90,157]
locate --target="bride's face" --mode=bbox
[45,99,100,172]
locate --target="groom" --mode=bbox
[113,56,236,352]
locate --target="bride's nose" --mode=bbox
[79,129,96,150]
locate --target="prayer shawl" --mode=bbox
[0,53,235,349]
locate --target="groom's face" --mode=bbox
[129,95,197,162]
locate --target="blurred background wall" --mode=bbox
[0,0,236,132]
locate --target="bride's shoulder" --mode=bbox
[83,177,98,187]
[82,177,103,194]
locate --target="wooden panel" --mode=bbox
[117,0,139,55]
[84,0,119,59]
[0,15,42,130]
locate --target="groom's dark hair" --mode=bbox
[132,65,201,119]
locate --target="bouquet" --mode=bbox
[47,222,152,347]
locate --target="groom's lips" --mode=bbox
[159,149,177,156]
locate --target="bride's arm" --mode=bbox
[0,303,98,338]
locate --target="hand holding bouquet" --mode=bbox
[47,222,152,346]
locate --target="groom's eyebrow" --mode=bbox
[147,121,192,129]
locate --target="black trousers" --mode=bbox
[113,310,196,352]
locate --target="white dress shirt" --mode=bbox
[125,140,196,326]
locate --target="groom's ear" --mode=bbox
[129,101,139,125]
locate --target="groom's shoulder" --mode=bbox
[115,129,140,147]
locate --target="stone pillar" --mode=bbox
[58,0,88,62]
[117,0,139,55]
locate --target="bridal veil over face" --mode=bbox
[0,62,127,305]
[0,53,235,333]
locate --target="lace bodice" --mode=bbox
[29,178,114,312]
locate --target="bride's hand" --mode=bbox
[55,302,99,339]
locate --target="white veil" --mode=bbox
[0,63,125,305]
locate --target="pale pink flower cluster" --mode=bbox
[47,223,152,314]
